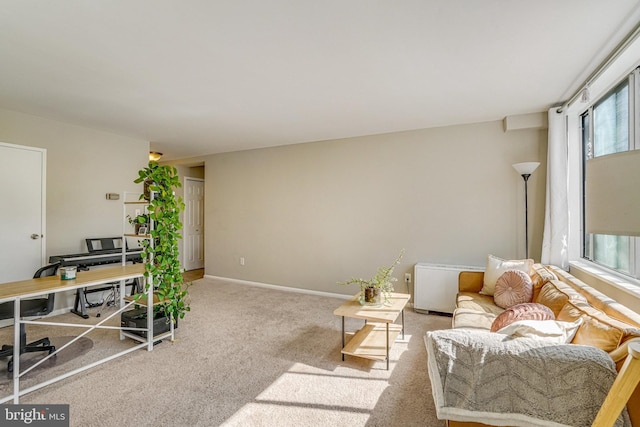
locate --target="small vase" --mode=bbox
[360,287,382,306]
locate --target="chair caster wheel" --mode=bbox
[96,313,101,318]
[8,360,13,373]
[43,339,50,346]
[49,346,56,355]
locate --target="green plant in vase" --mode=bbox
[134,161,190,321]
[126,213,149,235]
[338,249,404,305]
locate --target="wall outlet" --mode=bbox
[405,273,411,284]
[240,257,245,266]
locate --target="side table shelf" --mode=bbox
[342,322,403,361]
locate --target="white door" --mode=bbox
[0,142,46,282]
[184,177,204,271]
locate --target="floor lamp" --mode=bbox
[513,162,540,259]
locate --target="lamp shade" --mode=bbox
[586,150,640,236]
[512,162,540,176]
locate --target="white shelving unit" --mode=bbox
[120,192,174,349]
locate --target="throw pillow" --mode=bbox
[494,270,533,308]
[490,302,555,332]
[480,254,533,296]
[496,318,583,344]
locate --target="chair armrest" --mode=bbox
[458,271,484,293]
[611,338,640,367]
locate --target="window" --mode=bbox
[581,73,640,279]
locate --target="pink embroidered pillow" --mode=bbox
[494,270,533,309]
[491,302,555,332]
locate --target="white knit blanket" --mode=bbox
[425,329,630,427]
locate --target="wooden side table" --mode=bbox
[333,292,410,370]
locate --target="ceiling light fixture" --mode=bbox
[149,151,163,161]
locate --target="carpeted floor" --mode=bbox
[0,277,451,426]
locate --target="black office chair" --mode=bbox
[0,263,59,372]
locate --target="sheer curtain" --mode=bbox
[541,107,569,269]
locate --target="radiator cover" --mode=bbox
[413,263,484,314]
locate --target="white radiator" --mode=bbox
[413,263,484,314]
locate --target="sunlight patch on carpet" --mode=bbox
[221,362,396,426]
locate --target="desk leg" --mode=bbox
[341,316,345,361]
[386,322,390,370]
[402,309,405,340]
[12,298,20,403]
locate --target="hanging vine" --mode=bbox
[134,161,190,320]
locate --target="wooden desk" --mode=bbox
[0,264,145,302]
[0,263,169,404]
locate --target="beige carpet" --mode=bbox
[0,278,451,426]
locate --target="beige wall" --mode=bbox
[0,109,149,257]
[0,109,149,310]
[204,119,547,296]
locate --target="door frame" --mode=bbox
[0,141,47,268]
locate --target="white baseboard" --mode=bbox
[204,275,351,300]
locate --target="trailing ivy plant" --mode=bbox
[134,161,190,320]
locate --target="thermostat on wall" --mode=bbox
[106,193,120,200]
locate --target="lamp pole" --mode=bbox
[512,162,540,259]
[521,173,531,259]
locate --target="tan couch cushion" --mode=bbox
[456,292,505,316]
[534,280,586,316]
[549,266,640,328]
[530,263,557,301]
[452,307,497,330]
[557,301,640,352]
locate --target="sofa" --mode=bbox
[440,260,640,427]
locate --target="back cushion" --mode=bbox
[557,301,640,352]
[530,264,557,301]
[534,280,586,316]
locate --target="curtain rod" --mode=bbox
[557,20,640,113]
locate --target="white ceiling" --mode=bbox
[2,1,640,161]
